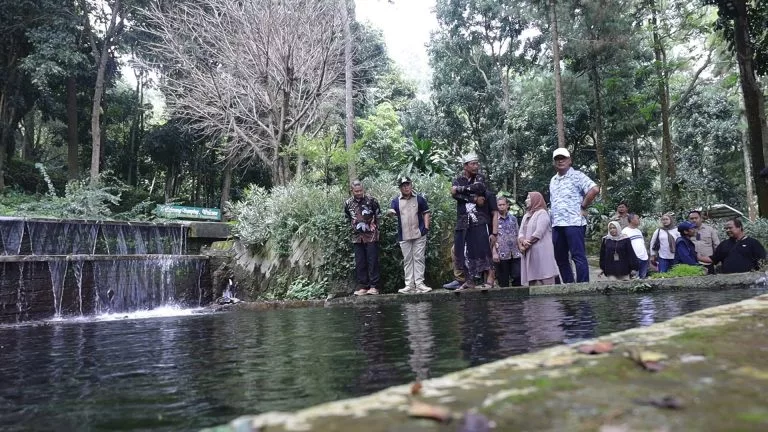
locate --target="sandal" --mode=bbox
[456,283,475,291]
[353,288,369,296]
[367,287,379,295]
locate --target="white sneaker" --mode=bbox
[398,286,419,294]
[416,284,432,293]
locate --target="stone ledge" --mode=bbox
[224,272,764,312]
[207,291,768,431]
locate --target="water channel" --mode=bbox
[0,286,764,431]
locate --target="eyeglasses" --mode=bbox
[553,156,568,161]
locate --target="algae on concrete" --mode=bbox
[205,292,768,432]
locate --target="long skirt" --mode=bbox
[466,224,493,278]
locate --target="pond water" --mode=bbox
[0,286,764,431]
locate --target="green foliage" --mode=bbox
[356,102,406,178]
[285,277,328,301]
[230,174,455,296]
[650,264,706,278]
[398,136,453,177]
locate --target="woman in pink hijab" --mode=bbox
[518,192,560,286]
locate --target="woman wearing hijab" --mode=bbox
[649,214,679,273]
[599,221,637,280]
[518,192,560,286]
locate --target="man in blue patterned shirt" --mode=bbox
[549,148,600,283]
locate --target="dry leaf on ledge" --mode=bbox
[408,400,453,423]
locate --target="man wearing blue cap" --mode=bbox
[388,177,432,294]
[674,221,701,266]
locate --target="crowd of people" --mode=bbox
[343,148,767,296]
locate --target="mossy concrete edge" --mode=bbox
[222,271,764,312]
[205,291,768,432]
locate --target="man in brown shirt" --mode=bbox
[344,180,381,295]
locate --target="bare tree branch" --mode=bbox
[139,0,345,185]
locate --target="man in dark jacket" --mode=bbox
[701,217,766,273]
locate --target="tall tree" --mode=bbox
[549,0,566,149]
[81,0,131,185]
[704,0,768,216]
[140,0,346,186]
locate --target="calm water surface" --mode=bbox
[0,287,764,431]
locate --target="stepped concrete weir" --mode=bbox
[0,216,226,323]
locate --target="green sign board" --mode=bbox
[155,205,221,221]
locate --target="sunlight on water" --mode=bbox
[50,305,207,323]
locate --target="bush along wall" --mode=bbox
[229,174,455,300]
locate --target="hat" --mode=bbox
[552,148,571,159]
[461,153,479,164]
[677,221,695,233]
[398,176,412,186]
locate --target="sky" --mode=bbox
[355,0,438,95]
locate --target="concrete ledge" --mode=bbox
[224,272,765,312]
[188,222,232,239]
[0,254,208,262]
[207,291,768,432]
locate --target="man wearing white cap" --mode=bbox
[549,147,600,283]
[449,152,493,290]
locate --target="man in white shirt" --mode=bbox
[622,213,649,279]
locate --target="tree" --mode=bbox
[140,0,346,186]
[704,0,768,216]
[81,0,135,185]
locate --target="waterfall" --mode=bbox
[0,217,213,322]
[48,260,68,317]
[0,219,24,255]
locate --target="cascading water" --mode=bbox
[0,218,211,323]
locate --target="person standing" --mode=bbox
[649,214,679,273]
[493,196,522,287]
[450,153,491,290]
[701,217,766,274]
[688,210,720,274]
[388,177,432,294]
[549,148,600,283]
[674,221,700,266]
[622,213,649,279]
[518,191,560,286]
[599,221,637,280]
[610,202,630,229]
[344,180,381,296]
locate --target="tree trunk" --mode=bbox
[220,160,232,212]
[549,0,566,148]
[342,0,356,182]
[89,46,109,184]
[732,0,768,217]
[741,117,757,221]
[650,0,678,211]
[589,67,608,204]
[66,75,79,180]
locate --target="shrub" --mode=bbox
[650,264,706,279]
[230,173,455,296]
[285,277,328,300]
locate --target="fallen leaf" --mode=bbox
[732,366,768,381]
[408,400,453,423]
[457,411,495,432]
[578,341,614,355]
[410,380,423,396]
[634,396,685,410]
[627,349,667,372]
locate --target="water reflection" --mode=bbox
[0,286,764,431]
